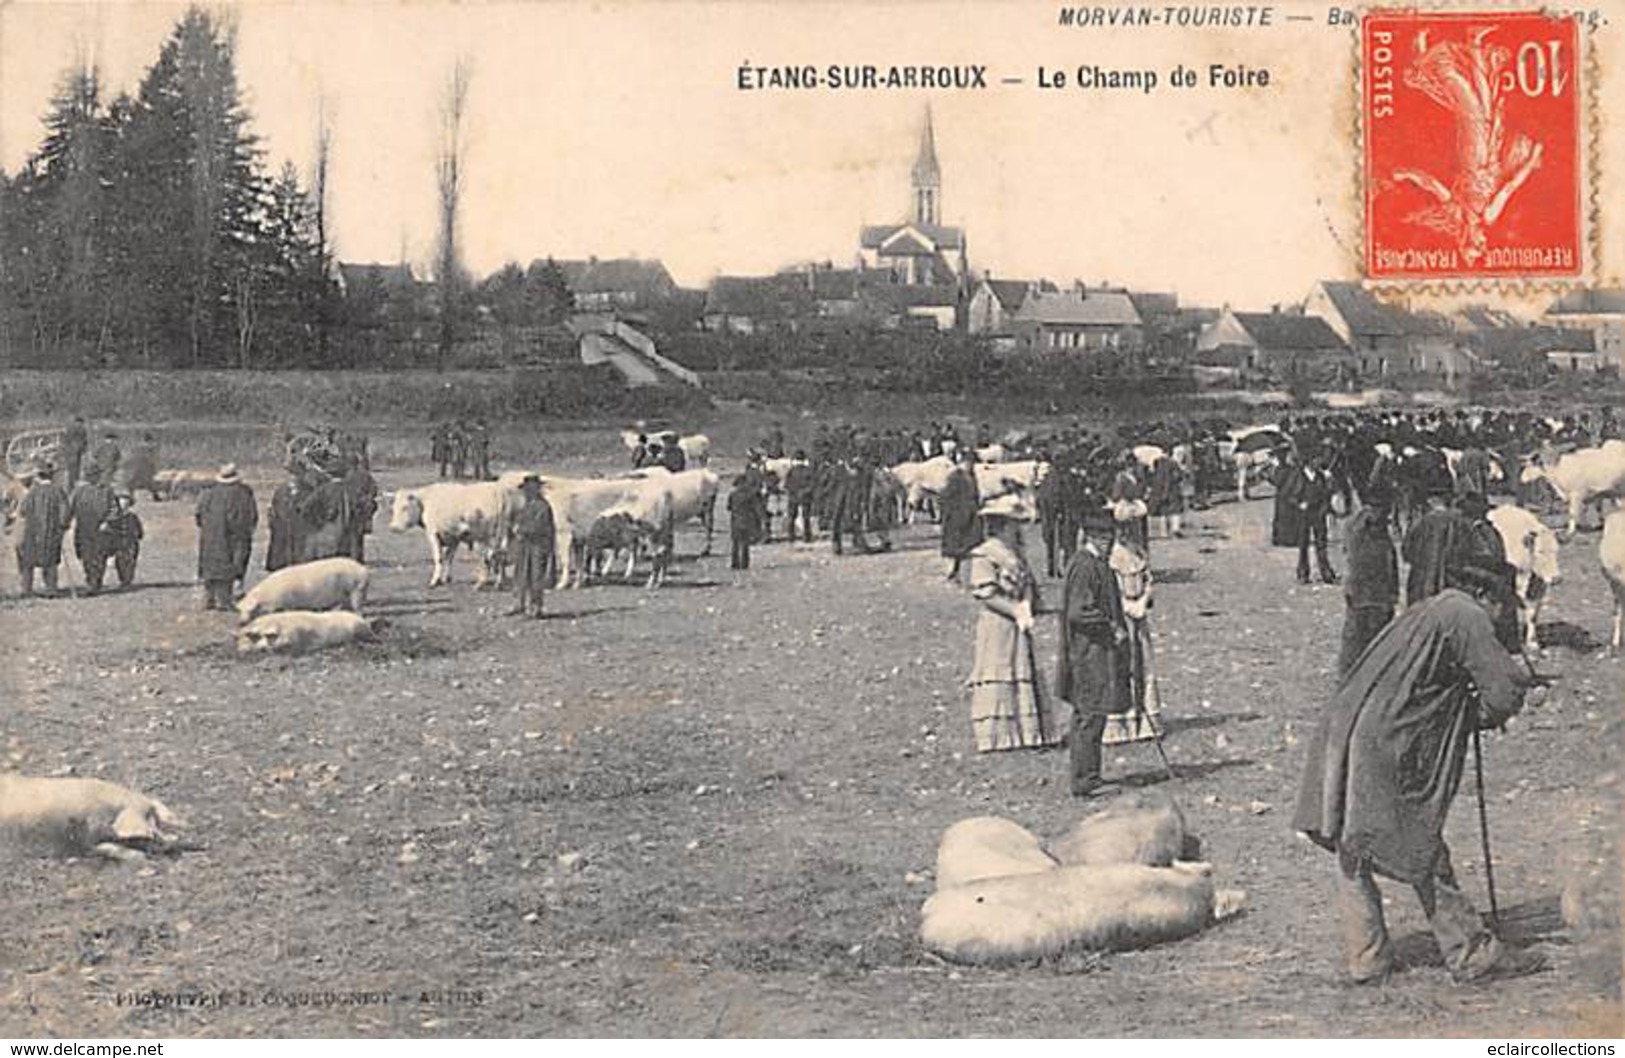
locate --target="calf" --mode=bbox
[1488,505,1561,651]
[389,481,519,587]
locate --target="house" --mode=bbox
[1196,310,1349,380]
[702,275,815,334]
[856,277,960,331]
[1010,287,1143,356]
[1129,292,1217,363]
[804,266,861,318]
[551,258,678,313]
[336,262,418,297]
[1464,317,1601,374]
[857,108,969,288]
[967,278,1050,340]
[1543,288,1625,371]
[1305,280,1470,382]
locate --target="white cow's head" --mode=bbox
[389,491,424,532]
[1526,528,1561,585]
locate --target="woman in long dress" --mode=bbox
[966,497,1059,752]
[1102,534,1164,745]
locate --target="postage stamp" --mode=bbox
[1363,10,1584,282]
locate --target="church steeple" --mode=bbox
[911,106,940,227]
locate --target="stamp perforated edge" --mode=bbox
[1352,4,1602,296]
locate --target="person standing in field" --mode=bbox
[102,490,144,590]
[61,418,88,488]
[88,431,121,487]
[1339,493,1399,678]
[939,448,982,583]
[1294,555,1547,986]
[507,474,555,619]
[783,451,817,544]
[68,466,117,594]
[195,464,258,611]
[1055,508,1131,798]
[966,496,1057,753]
[15,464,71,596]
[727,474,764,571]
[1102,531,1162,746]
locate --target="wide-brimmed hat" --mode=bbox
[217,463,242,484]
[978,493,1034,521]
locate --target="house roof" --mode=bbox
[1459,306,1524,331]
[860,222,965,251]
[703,275,815,319]
[808,268,859,301]
[983,279,1038,313]
[1474,326,1596,361]
[1128,292,1179,320]
[1546,288,1625,316]
[1317,280,1449,337]
[1013,290,1142,328]
[1232,312,1348,352]
[549,258,677,300]
[859,281,960,311]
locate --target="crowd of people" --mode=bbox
[430,418,492,480]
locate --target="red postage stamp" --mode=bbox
[1363,10,1583,282]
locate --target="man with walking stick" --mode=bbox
[1293,551,1548,985]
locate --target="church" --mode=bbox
[857,108,969,288]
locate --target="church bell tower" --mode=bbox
[911,106,941,228]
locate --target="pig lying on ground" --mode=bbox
[922,794,1243,964]
[1046,790,1201,867]
[236,557,368,623]
[0,774,188,862]
[236,610,378,655]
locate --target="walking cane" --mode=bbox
[1129,625,1179,783]
[1471,718,1501,930]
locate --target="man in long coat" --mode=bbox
[15,465,70,595]
[61,418,88,488]
[1293,557,1546,985]
[68,468,118,594]
[507,475,555,619]
[1055,509,1130,798]
[939,451,982,581]
[196,464,258,611]
[1401,491,1463,606]
[1339,495,1398,678]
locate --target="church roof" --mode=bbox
[860,222,965,252]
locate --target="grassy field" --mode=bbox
[0,425,1619,1038]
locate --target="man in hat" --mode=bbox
[195,464,258,611]
[1295,451,1340,585]
[783,451,817,544]
[1339,493,1399,678]
[660,433,686,473]
[1401,489,1462,607]
[1055,506,1131,798]
[68,465,118,594]
[1294,552,1546,985]
[15,463,70,595]
[88,431,121,487]
[508,474,556,619]
[727,473,764,571]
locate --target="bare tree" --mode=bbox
[434,59,471,369]
[313,91,333,363]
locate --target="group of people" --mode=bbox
[266,431,378,574]
[430,418,492,480]
[11,457,144,596]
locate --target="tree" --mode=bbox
[127,7,267,365]
[434,58,472,368]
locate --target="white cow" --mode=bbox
[1601,510,1625,653]
[619,430,710,468]
[237,610,376,654]
[236,557,368,623]
[627,466,720,555]
[1132,445,1167,470]
[891,455,956,523]
[974,460,1046,510]
[1520,442,1625,537]
[582,485,674,588]
[153,468,216,500]
[542,475,671,589]
[1489,505,1561,652]
[389,482,521,587]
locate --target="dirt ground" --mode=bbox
[1,429,1620,1038]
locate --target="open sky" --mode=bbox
[2,0,1620,310]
